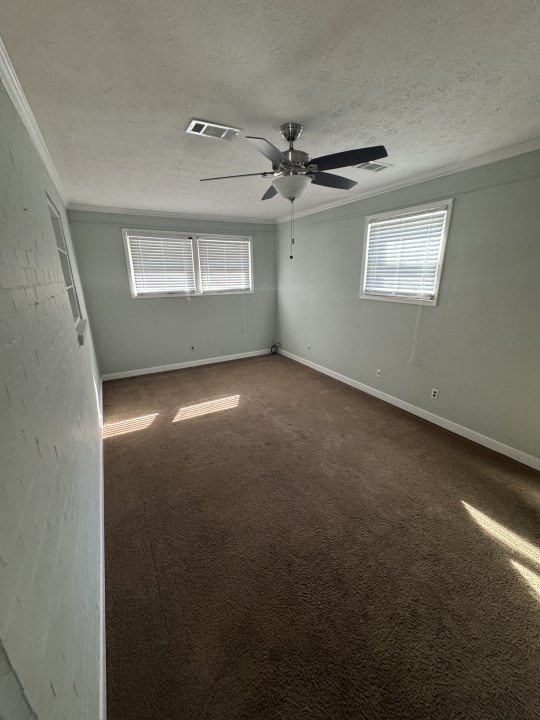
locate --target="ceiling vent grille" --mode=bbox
[186,119,241,141]
[356,161,391,172]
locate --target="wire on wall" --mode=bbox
[290,200,295,259]
[409,216,437,365]
[409,302,423,365]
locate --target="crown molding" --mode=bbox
[0,34,66,203]
[67,203,276,226]
[2,32,538,227]
[276,137,540,224]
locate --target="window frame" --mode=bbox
[48,196,82,322]
[122,228,254,299]
[360,199,453,307]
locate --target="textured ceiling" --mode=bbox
[1,0,540,220]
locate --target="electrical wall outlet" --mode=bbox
[431,388,439,399]
[376,368,382,378]
[190,346,195,352]
[307,345,311,351]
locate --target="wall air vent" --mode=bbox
[186,119,241,141]
[356,161,391,172]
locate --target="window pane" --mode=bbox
[127,235,196,295]
[49,212,67,251]
[58,249,73,288]
[198,238,252,293]
[49,200,81,323]
[67,286,80,321]
[363,207,449,301]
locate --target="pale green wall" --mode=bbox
[68,211,277,375]
[0,81,103,719]
[68,151,540,459]
[276,150,540,459]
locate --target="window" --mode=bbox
[48,199,81,321]
[126,233,196,295]
[122,229,253,297]
[361,200,453,305]
[198,237,252,294]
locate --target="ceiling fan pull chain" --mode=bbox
[290,199,295,259]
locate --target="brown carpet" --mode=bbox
[104,355,540,720]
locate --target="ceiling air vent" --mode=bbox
[356,161,391,172]
[186,119,241,141]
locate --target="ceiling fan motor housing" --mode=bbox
[201,122,386,200]
[276,148,312,174]
[274,122,312,175]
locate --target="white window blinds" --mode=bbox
[126,234,196,295]
[363,204,451,302]
[198,237,252,293]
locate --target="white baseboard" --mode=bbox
[279,349,540,472]
[101,349,271,381]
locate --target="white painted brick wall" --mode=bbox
[0,81,103,719]
[0,644,35,719]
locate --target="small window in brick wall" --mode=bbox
[48,199,81,322]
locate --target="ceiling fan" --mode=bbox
[200,122,388,202]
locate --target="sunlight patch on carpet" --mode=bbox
[462,501,540,568]
[103,413,159,438]
[463,501,540,604]
[173,395,240,422]
[511,560,540,602]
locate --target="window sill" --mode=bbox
[130,290,255,299]
[359,294,438,307]
[76,318,88,345]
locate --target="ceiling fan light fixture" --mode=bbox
[272,174,312,201]
[200,123,388,203]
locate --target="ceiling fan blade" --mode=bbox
[246,136,288,165]
[261,185,278,200]
[200,172,271,181]
[311,145,387,172]
[310,172,357,190]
